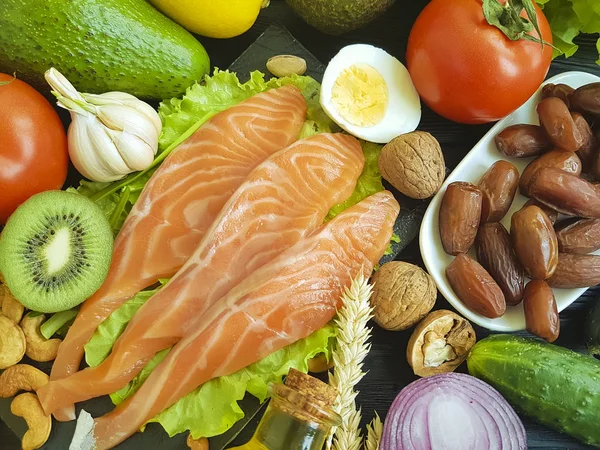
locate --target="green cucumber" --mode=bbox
[467,334,600,447]
[585,301,600,358]
[0,0,210,100]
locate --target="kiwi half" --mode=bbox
[0,190,113,313]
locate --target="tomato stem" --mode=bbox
[482,0,555,49]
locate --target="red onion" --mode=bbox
[380,372,526,450]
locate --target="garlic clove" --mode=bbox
[107,129,155,172]
[84,92,162,139]
[131,101,163,140]
[83,91,139,104]
[95,104,160,151]
[67,118,117,182]
[76,116,130,182]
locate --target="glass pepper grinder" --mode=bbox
[228,368,341,450]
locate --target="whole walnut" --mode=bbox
[370,261,437,331]
[379,131,446,199]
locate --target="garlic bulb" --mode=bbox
[44,68,162,182]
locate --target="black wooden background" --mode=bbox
[2,0,600,449]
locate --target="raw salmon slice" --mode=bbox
[49,85,307,420]
[38,133,364,416]
[87,191,399,449]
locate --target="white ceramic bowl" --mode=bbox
[420,70,600,331]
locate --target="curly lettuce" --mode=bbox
[536,0,600,64]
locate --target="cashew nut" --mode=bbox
[0,315,26,369]
[0,364,49,398]
[1,284,25,324]
[20,313,61,362]
[307,352,334,373]
[10,393,52,450]
[187,434,209,450]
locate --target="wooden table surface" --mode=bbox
[2,0,600,449]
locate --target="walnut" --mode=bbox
[406,310,476,377]
[370,261,437,331]
[379,131,445,199]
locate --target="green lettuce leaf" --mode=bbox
[326,141,385,221]
[84,287,162,367]
[536,0,600,63]
[85,292,335,439]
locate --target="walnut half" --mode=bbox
[406,310,476,377]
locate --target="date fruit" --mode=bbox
[478,161,519,222]
[573,113,596,169]
[494,124,551,158]
[445,253,506,318]
[523,280,560,342]
[439,182,482,256]
[519,149,581,197]
[511,205,558,280]
[537,97,583,152]
[476,223,524,306]
[570,82,600,116]
[522,199,558,225]
[541,83,574,107]
[529,167,600,218]
[547,253,600,288]
[557,218,600,254]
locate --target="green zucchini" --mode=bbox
[467,334,600,447]
[586,301,600,358]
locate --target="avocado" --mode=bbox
[286,0,396,35]
[0,0,210,100]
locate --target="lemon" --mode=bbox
[149,0,270,39]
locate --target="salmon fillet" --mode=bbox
[38,133,364,416]
[88,191,399,449]
[49,85,307,421]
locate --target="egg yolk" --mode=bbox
[331,64,389,128]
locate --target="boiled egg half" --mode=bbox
[320,44,421,144]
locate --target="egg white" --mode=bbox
[320,44,422,144]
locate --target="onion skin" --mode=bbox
[380,372,526,450]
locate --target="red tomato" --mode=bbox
[406,0,553,124]
[0,73,68,224]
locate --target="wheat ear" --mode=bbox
[326,271,375,450]
[365,412,383,450]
